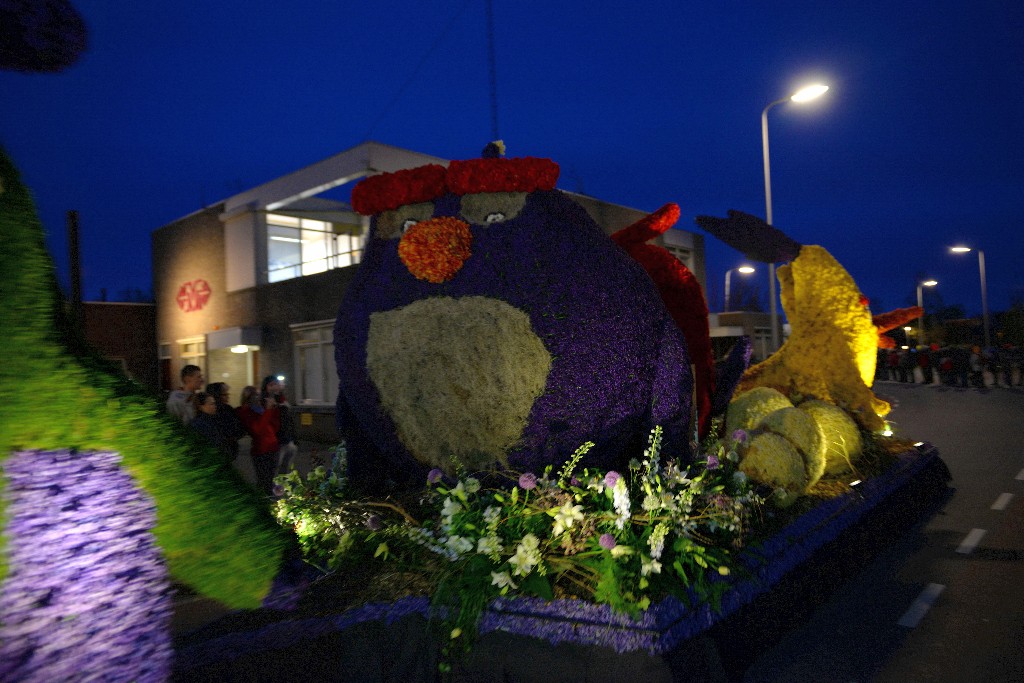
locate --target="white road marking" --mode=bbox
[956,528,987,554]
[1016,468,1024,481]
[898,583,945,628]
[991,493,1014,511]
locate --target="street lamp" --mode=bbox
[949,246,990,348]
[916,279,937,347]
[762,83,829,351]
[724,265,756,312]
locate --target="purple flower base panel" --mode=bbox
[260,558,322,611]
[0,450,172,682]
[176,596,432,672]
[176,446,941,664]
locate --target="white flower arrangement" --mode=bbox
[274,425,764,632]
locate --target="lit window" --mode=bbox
[290,322,338,404]
[662,245,693,270]
[268,224,302,282]
[178,337,206,374]
[267,214,363,283]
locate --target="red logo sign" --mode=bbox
[176,279,211,312]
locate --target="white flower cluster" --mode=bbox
[508,534,543,577]
[612,479,631,530]
[405,526,460,561]
[550,501,585,537]
[648,522,668,560]
[385,427,762,615]
[477,534,503,558]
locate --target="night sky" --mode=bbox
[4,1,1022,318]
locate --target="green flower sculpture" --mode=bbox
[0,146,288,607]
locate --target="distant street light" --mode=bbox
[917,279,937,346]
[761,83,829,351]
[724,265,756,312]
[949,246,990,348]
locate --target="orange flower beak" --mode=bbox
[398,217,473,283]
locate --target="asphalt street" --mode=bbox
[742,380,1024,682]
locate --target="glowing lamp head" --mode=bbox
[791,84,829,103]
[950,246,971,254]
[738,265,756,274]
[921,279,938,287]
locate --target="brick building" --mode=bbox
[82,301,158,389]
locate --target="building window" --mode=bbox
[291,322,338,404]
[159,342,173,391]
[752,327,772,362]
[178,337,206,374]
[662,244,693,271]
[267,214,363,283]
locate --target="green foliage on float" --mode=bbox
[0,147,288,608]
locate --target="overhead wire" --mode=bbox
[361,0,476,141]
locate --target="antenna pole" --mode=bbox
[486,0,499,140]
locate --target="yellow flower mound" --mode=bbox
[799,399,863,475]
[724,387,794,436]
[737,245,889,431]
[739,433,807,493]
[759,407,826,488]
[726,388,827,491]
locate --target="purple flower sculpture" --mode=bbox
[599,533,617,550]
[335,151,694,490]
[518,472,538,490]
[706,454,720,470]
[604,471,622,489]
[0,450,171,682]
[711,335,753,417]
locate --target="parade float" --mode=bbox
[0,101,947,677]
[172,147,949,681]
[1,4,948,681]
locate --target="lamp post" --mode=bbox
[916,279,937,347]
[761,83,829,352]
[724,265,756,312]
[950,246,990,348]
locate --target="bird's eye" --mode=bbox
[374,202,435,239]
[459,192,527,225]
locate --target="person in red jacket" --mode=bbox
[237,385,280,495]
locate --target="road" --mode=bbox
[742,381,1024,682]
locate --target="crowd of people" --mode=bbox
[165,365,298,495]
[877,343,1024,389]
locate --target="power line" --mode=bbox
[362,0,475,141]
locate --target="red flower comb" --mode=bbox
[446,156,560,195]
[350,144,560,216]
[351,164,447,216]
